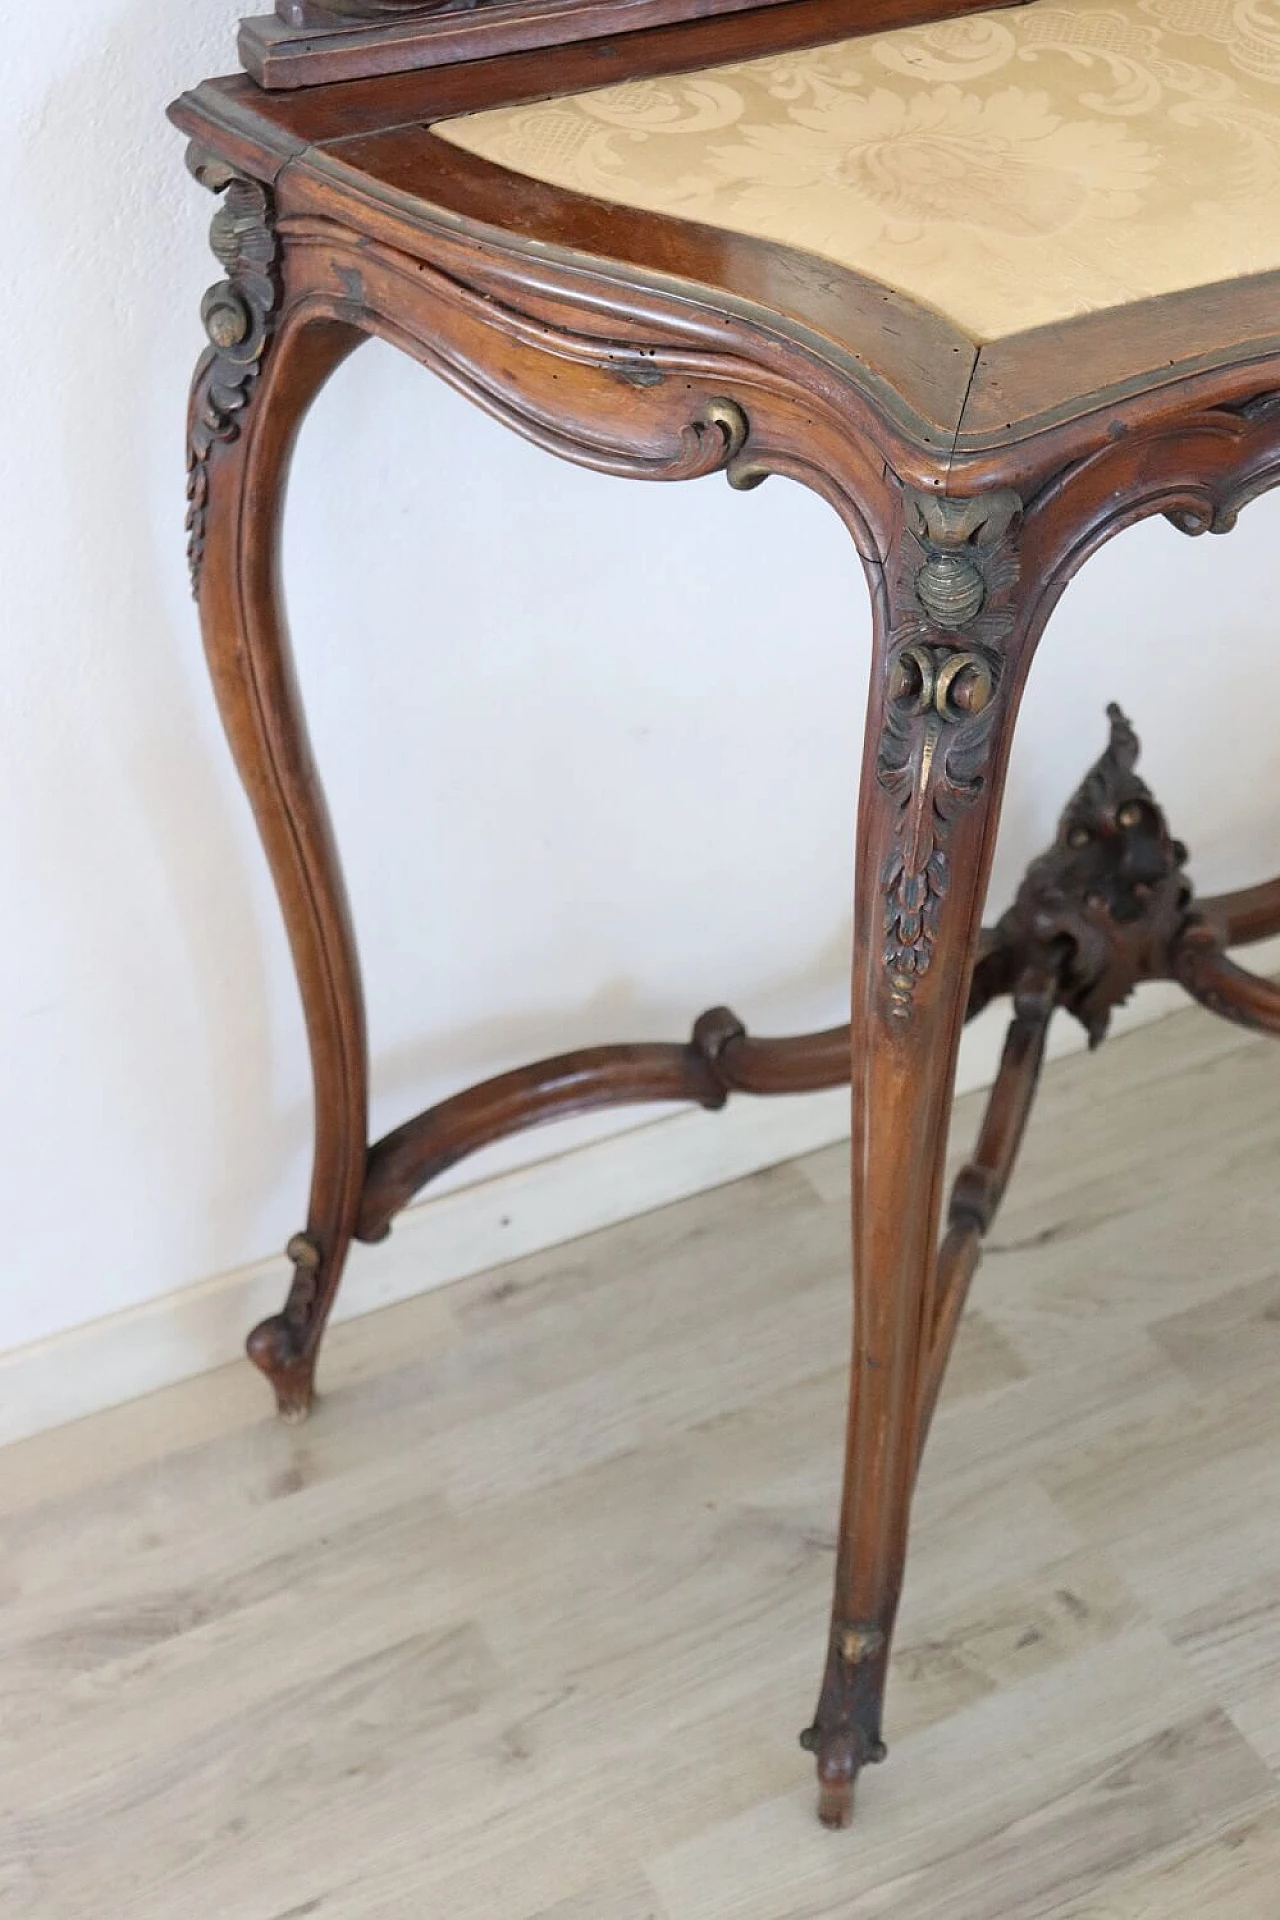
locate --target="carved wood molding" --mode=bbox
[281,227,777,497]
[876,486,1022,1019]
[1019,385,1280,591]
[185,153,281,594]
[1163,390,1280,536]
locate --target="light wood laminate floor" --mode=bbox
[4,1000,1280,1918]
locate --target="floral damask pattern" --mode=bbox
[435,0,1280,338]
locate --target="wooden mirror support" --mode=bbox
[240,0,1015,88]
[280,1,442,14]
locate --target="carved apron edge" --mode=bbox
[1165,389,1280,536]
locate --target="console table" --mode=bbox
[171,0,1280,1828]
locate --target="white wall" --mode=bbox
[5,0,1280,1364]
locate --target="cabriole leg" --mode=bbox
[187,156,368,1419]
[803,485,1041,1825]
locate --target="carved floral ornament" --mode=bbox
[877,487,1023,1019]
[185,154,282,593]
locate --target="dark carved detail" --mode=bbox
[878,644,1000,1018]
[877,487,1022,1018]
[689,1003,748,1100]
[246,1314,316,1422]
[283,1230,323,1318]
[1237,391,1280,424]
[244,1231,326,1421]
[990,705,1195,1047]
[1165,390,1280,536]
[186,152,281,593]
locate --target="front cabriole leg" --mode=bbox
[803,483,1047,1825]
[180,163,792,1416]
[804,368,1280,1822]
[187,150,370,1420]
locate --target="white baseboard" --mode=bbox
[0,1078,849,1450]
[3,965,1250,1450]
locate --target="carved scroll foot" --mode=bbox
[245,1231,333,1419]
[800,1627,890,1829]
[246,1314,317,1421]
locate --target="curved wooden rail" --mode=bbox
[356,933,1011,1242]
[1198,876,1280,949]
[355,880,1280,1246]
[1173,928,1280,1037]
[357,1014,741,1241]
[356,1006,851,1240]
[918,978,1056,1447]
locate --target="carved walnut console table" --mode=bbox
[172,0,1280,1829]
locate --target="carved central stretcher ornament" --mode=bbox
[994,705,1196,1047]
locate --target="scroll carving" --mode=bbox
[877,487,1022,1018]
[1165,389,1280,537]
[675,396,751,482]
[185,152,281,593]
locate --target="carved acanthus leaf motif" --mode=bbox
[876,487,1022,1018]
[186,151,281,594]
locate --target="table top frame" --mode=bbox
[173,0,1280,472]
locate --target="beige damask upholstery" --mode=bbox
[435,0,1280,340]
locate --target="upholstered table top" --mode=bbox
[435,0,1280,340]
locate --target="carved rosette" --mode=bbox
[185,151,281,594]
[876,488,1022,1019]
